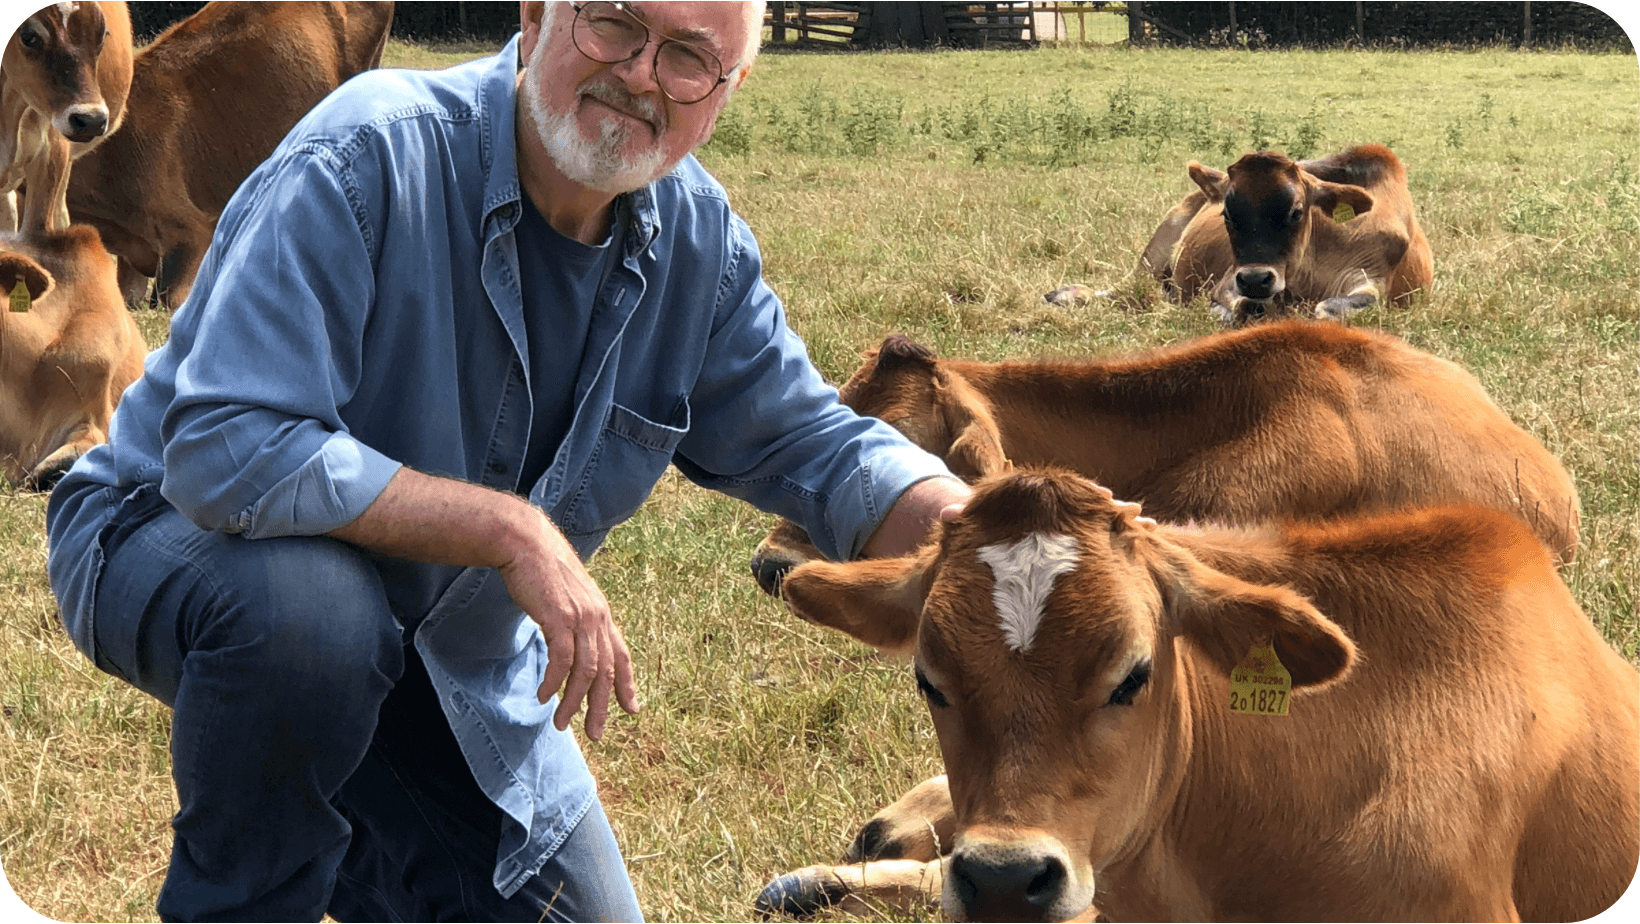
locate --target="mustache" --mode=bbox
[579,78,665,129]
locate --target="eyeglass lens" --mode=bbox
[572,2,725,103]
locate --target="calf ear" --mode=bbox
[1149,541,1355,691]
[781,548,936,656]
[1188,162,1229,202]
[1311,181,1376,221]
[935,372,1009,480]
[0,253,54,302]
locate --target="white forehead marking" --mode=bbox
[975,532,1080,652]
[56,2,79,27]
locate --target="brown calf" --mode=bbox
[758,469,1639,922]
[1,1,132,232]
[65,0,394,308]
[1148,144,1434,325]
[0,224,145,488]
[750,322,1580,595]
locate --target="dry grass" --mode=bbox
[3,37,1636,922]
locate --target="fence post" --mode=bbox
[1355,1,1364,42]
[1129,0,1144,44]
[1523,1,1533,46]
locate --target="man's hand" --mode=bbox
[329,467,640,740]
[495,512,639,739]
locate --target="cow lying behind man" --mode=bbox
[65,0,394,308]
[757,469,1639,922]
[0,225,145,488]
[1147,143,1434,325]
[1,1,132,232]
[750,322,1581,596]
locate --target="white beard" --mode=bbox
[523,30,673,193]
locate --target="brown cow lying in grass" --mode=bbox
[65,0,395,308]
[0,225,145,488]
[1147,143,1434,326]
[757,469,1639,922]
[750,322,1581,596]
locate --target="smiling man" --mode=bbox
[44,2,968,920]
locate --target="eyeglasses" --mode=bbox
[569,2,733,105]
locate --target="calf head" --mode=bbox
[4,2,120,143]
[781,468,1355,922]
[749,336,1006,596]
[1188,151,1375,324]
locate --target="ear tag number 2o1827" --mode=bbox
[9,280,30,313]
[1228,643,1292,716]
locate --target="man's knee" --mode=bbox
[187,534,404,690]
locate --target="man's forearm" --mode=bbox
[327,467,546,570]
[861,476,972,559]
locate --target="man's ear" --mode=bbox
[519,1,548,56]
[1188,162,1229,202]
[1147,539,1355,691]
[1311,181,1375,221]
[781,547,937,656]
[935,371,1009,480]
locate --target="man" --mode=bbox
[45,2,969,920]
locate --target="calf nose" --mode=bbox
[948,848,1068,922]
[63,107,109,142]
[1236,266,1278,300]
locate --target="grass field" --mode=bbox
[3,36,1637,922]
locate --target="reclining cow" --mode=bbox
[1,1,132,232]
[1147,143,1434,325]
[757,468,1639,922]
[750,322,1581,596]
[65,0,394,308]
[0,224,146,488]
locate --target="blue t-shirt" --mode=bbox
[514,198,616,489]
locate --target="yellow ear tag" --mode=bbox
[1228,643,1292,716]
[1331,202,1356,224]
[9,280,30,313]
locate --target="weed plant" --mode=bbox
[3,39,1636,923]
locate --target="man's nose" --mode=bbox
[608,37,664,96]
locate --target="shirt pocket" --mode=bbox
[559,398,690,546]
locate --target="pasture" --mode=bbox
[2,36,1637,922]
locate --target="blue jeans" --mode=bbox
[64,485,642,922]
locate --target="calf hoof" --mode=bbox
[24,456,77,493]
[755,867,853,919]
[750,553,796,598]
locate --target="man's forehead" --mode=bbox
[622,1,746,49]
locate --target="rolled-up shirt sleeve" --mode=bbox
[673,215,953,561]
[158,148,402,538]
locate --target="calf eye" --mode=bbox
[1288,206,1305,225]
[915,666,949,709]
[1108,660,1152,707]
[20,27,42,49]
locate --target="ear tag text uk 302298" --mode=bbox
[1229,643,1292,716]
[1332,202,1356,224]
[9,280,31,313]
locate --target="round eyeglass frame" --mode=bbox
[568,2,733,105]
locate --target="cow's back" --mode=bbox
[1152,509,1637,921]
[139,1,393,210]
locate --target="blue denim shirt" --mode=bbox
[46,39,950,897]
